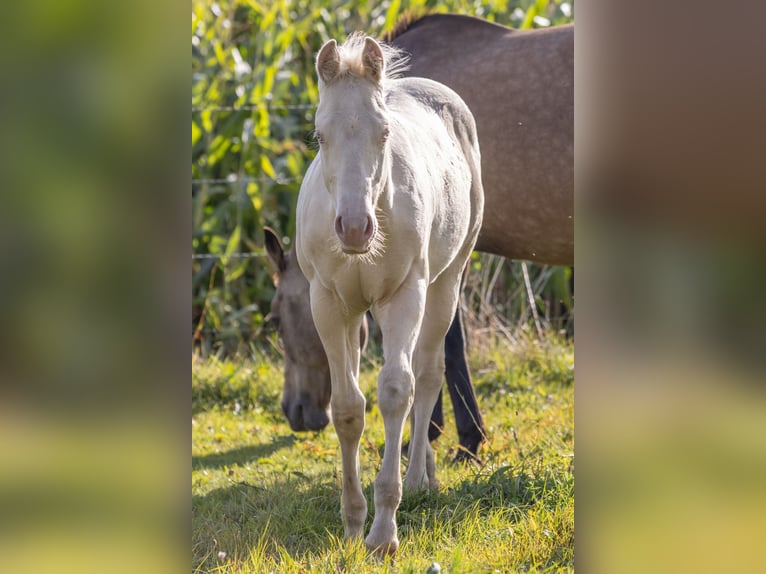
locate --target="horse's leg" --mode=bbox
[402,387,443,457]
[405,270,465,490]
[444,304,486,461]
[309,283,367,539]
[428,388,445,442]
[365,275,427,555]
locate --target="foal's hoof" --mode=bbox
[364,525,399,558]
[365,535,399,558]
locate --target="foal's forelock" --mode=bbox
[316,32,408,88]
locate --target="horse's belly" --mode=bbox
[427,223,469,281]
[426,163,475,280]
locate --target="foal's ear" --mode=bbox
[316,39,341,85]
[264,226,287,275]
[362,37,385,84]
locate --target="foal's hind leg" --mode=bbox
[405,271,465,491]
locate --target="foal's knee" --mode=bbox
[377,363,414,418]
[374,472,403,509]
[331,392,365,438]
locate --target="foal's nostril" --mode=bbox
[334,213,373,248]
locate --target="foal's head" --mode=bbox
[314,34,404,255]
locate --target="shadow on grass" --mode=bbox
[192,460,571,568]
[192,434,297,470]
[398,464,571,525]
[193,475,343,571]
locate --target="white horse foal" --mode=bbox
[295,34,483,556]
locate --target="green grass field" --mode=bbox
[192,335,574,572]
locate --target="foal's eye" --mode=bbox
[316,131,325,145]
[381,127,390,143]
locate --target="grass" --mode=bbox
[192,334,574,572]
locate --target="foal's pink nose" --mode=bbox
[334,213,374,251]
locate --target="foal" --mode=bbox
[295,34,483,555]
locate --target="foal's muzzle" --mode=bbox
[334,213,374,253]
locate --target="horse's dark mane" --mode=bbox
[381,10,430,43]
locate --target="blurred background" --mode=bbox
[0,1,187,573]
[577,1,766,571]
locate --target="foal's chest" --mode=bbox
[320,257,412,314]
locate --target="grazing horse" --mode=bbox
[295,34,483,555]
[267,14,574,459]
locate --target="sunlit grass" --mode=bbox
[192,333,574,572]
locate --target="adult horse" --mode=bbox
[268,15,573,459]
[388,14,573,263]
[295,34,482,555]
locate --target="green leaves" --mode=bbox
[260,156,277,180]
[223,225,241,258]
[384,0,402,32]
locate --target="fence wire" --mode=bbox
[192,104,316,113]
[192,175,302,184]
[192,252,266,260]
[192,101,312,193]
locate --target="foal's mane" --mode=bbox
[332,32,409,83]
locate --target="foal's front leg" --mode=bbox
[365,275,427,556]
[310,284,367,539]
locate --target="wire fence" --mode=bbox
[192,252,267,260]
[191,105,573,346]
[192,103,302,279]
[192,103,311,196]
[192,175,302,185]
[192,104,316,113]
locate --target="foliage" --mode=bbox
[192,334,574,572]
[192,0,575,354]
